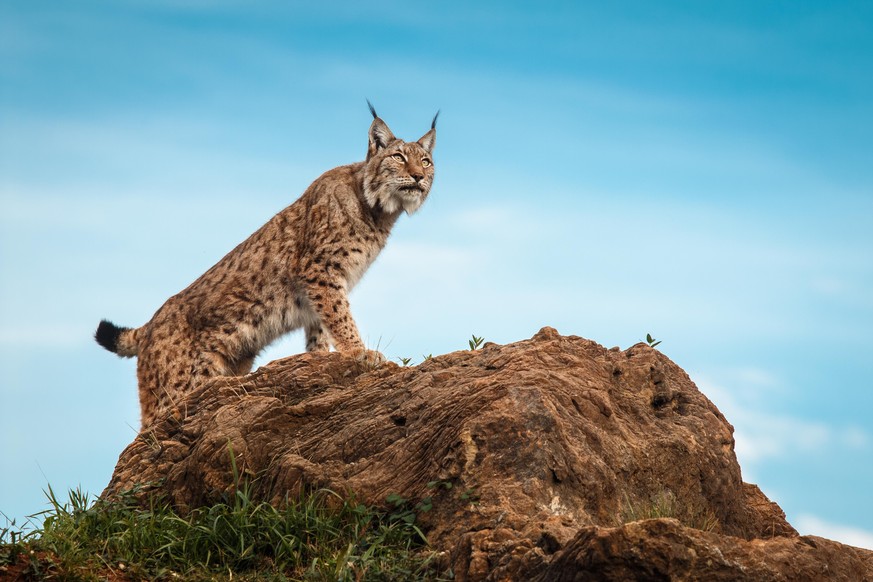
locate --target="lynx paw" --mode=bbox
[350,348,386,369]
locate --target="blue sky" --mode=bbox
[2,1,872,548]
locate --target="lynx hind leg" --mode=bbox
[136,343,237,428]
[229,354,256,376]
[136,346,196,428]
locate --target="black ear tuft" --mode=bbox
[431,109,440,130]
[367,99,378,119]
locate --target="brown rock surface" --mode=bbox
[103,327,873,580]
[537,518,873,581]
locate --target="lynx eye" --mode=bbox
[421,158,431,167]
[392,153,405,162]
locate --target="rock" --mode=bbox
[103,327,873,581]
[537,519,873,581]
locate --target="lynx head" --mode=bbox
[362,102,437,215]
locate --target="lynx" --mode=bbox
[96,103,437,428]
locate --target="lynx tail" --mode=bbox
[95,320,139,358]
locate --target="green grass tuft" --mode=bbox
[467,335,484,350]
[617,489,719,533]
[1,483,448,581]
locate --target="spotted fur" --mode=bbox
[96,105,437,428]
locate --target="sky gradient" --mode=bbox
[2,1,872,548]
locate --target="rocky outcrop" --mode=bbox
[103,327,873,580]
[539,519,873,581]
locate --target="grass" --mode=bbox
[644,333,662,348]
[467,335,484,350]
[617,489,719,533]
[1,483,448,581]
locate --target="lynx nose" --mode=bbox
[411,171,424,183]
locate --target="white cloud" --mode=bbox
[696,375,870,465]
[810,277,851,297]
[374,241,482,283]
[0,325,89,349]
[733,366,782,389]
[0,115,312,194]
[841,426,870,449]
[794,514,873,551]
[449,206,533,235]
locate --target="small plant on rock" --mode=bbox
[645,333,662,348]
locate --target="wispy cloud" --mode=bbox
[794,514,873,551]
[0,325,89,349]
[696,375,870,465]
[0,116,315,195]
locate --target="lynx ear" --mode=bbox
[417,110,439,153]
[366,100,396,159]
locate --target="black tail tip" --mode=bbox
[95,319,122,353]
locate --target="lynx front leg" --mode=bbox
[305,284,384,365]
[304,321,330,352]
